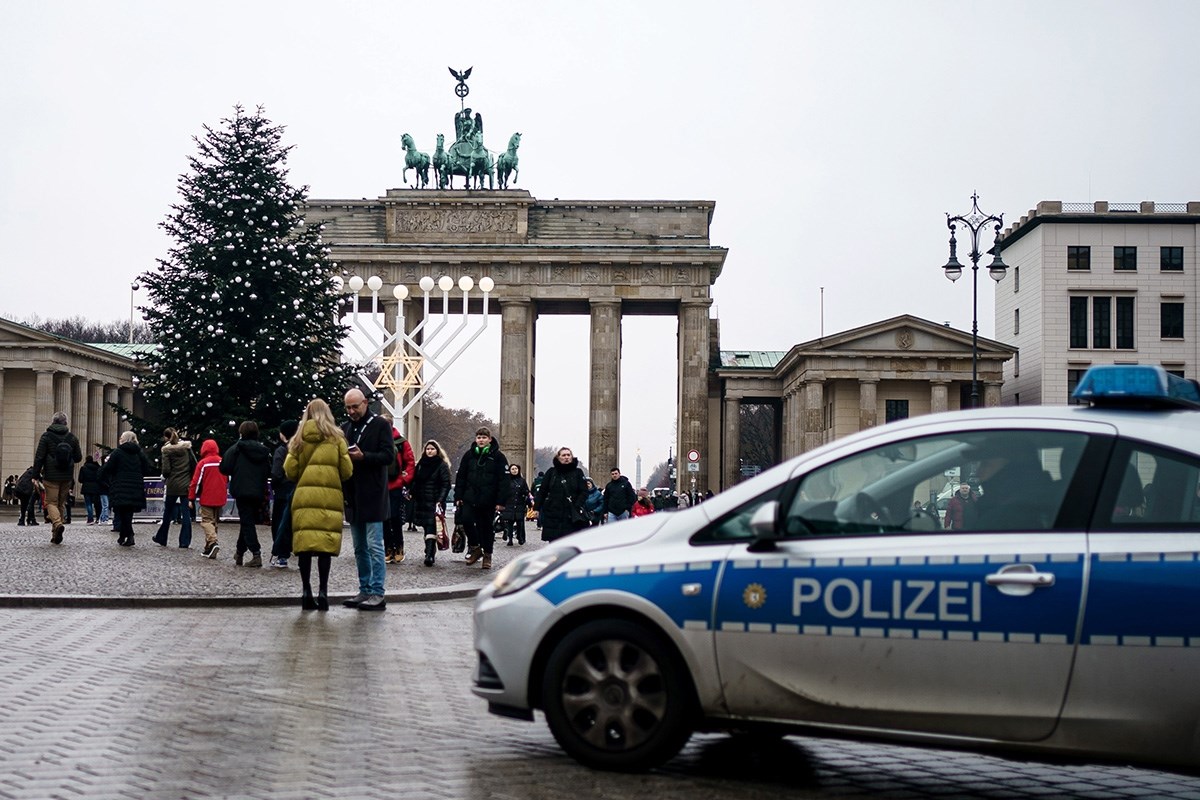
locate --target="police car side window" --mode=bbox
[693,484,783,542]
[1095,441,1200,529]
[784,430,1091,536]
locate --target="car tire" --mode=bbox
[541,619,694,772]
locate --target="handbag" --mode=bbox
[451,522,466,553]
[570,504,592,528]
[436,513,450,551]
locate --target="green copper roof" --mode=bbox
[719,350,785,369]
[85,342,158,359]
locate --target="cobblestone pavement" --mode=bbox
[2,600,1199,800]
[0,516,534,604]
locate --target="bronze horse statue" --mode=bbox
[497,132,521,189]
[401,133,431,189]
[443,132,493,190]
[433,134,450,189]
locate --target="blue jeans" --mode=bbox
[99,494,110,523]
[84,494,101,523]
[350,520,385,596]
[155,494,193,548]
[606,510,630,524]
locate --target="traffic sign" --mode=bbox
[686,449,700,463]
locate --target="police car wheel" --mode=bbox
[542,619,694,772]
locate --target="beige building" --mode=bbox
[994,200,1200,405]
[710,315,1014,491]
[0,318,143,479]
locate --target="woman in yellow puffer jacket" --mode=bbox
[284,398,353,611]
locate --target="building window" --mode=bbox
[1069,296,1088,348]
[1114,246,1137,271]
[1014,392,1020,406]
[1014,266,1020,292]
[1161,246,1184,271]
[1013,308,1020,335]
[1166,368,1186,379]
[885,399,909,423]
[1116,297,1135,349]
[1067,369,1088,404]
[1093,296,1111,348]
[1070,295,1136,350]
[1067,245,1091,270]
[1161,302,1185,339]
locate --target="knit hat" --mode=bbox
[279,419,299,438]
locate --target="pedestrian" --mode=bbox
[534,446,589,541]
[268,419,300,568]
[14,465,40,526]
[284,399,353,611]
[453,426,510,570]
[603,467,636,523]
[340,388,395,611]
[221,421,272,568]
[384,423,416,564]
[943,483,977,531]
[531,470,545,529]
[78,456,102,524]
[498,463,531,545]
[583,478,605,526]
[153,428,195,548]
[411,439,452,566]
[631,486,656,517]
[99,430,153,547]
[189,438,229,559]
[32,410,83,544]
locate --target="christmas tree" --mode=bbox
[135,105,354,446]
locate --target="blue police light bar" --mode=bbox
[1071,365,1200,408]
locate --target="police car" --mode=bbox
[472,365,1200,772]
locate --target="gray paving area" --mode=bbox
[1,515,1199,799]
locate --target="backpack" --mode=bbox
[387,440,401,481]
[53,440,73,472]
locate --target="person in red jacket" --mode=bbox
[631,486,656,518]
[189,439,230,559]
[384,426,416,564]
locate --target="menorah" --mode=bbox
[338,273,495,435]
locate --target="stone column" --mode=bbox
[72,376,89,462]
[88,380,105,456]
[983,381,1003,408]
[35,370,55,442]
[588,299,622,476]
[499,298,536,473]
[722,395,741,491]
[677,299,711,493]
[103,384,119,447]
[858,378,878,432]
[0,369,5,474]
[930,380,950,414]
[118,388,134,433]
[803,376,825,453]
[54,372,71,420]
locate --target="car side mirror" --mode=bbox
[746,501,780,552]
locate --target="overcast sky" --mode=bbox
[3,1,1198,480]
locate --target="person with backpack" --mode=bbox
[14,465,41,527]
[99,431,153,547]
[221,421,273,568]
[33,411,83,544]
[189,439,229,559]
[384,424,416,564]
[153,428,195,548]
[78,456,102,524]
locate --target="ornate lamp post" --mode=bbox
[129,281,140,345]
[340,273,495,436]
[941,193,1009,408]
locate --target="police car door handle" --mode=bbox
[985,563,1055,588]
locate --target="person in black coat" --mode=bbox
[221,421,273,568]
[498,463,532,546]
[14,465,41,526]
[78,456,102,524]
[340,389,395,610]
[454,426,510,570]
[411,439,452,566]
[99,431,153,546]
[535,447,589,542]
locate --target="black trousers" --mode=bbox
[459,502,495,555]
[235,497,262,556]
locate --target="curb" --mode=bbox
[0,582,483,609]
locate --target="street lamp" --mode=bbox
[129,282,140,345]
[941,193,1009,408]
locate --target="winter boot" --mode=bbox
[482,553,492,570]
[245,553,262,568]
[464,545,483,566]
[424,537,436,566]
[384,548,395,564]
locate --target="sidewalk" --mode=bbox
[0,512,542,607]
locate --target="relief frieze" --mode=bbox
[391,207,518,235]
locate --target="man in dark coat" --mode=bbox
[220,421,273,567]
[454,426,510,570]
[268,418,300,568]
[603,467,637,523]
[33,411,83,544]
[99,430,153,546]
[340,388,395,611]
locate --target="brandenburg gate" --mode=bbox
[306,189,727,491]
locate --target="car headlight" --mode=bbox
[491,546,580,597]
